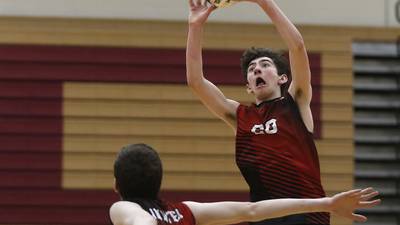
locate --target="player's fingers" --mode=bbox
[360,187,375,195]
[361,191,379,201]
[345,189,362,197]
[193,0,201,7]
[359,199,381,209]
[208,3,217,10]
[203,4,216,16]
[204,0,213,6]
[204,0,217,8]
[351,213,367,222]
[189,0,196,8]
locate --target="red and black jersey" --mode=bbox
[236,94,329,225]
[134,198,195,225]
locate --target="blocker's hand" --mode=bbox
[328,188,381,222]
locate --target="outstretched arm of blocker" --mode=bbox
[185,188,381,225]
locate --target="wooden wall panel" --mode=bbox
[0,17,398,47]
[322,69,353,87]
[64,83,350,105]
[63,170,353,193]
[63,135,353,156]
[64,118,351,137]
[64,100,350,122]
[63,153,352,175]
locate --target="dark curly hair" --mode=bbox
[114,143,162,201]
[240,47,291,94]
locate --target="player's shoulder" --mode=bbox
[110,201,155,225]
[110,200,142,211]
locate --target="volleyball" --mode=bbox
[207,0,236,8]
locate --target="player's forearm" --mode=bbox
[248,198,331,221]
[186,24,206,86]
[257,0,305,51]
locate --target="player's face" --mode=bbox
[246,57,286,101]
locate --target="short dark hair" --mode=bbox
[240,47,291,94]
[114,143,162,200]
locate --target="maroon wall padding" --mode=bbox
[0,207,113,225]
[0,80,62,98]
[0,190,118,225]
[0,190,117,206]
[0,152,60,170]
[0,80,114,224]
[0,135,62,152]
[0,99,62,116]
[0,45,321,85]
[0,45,322,225]
[0,171,60,188]
[0,80,62,182]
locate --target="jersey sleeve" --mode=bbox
[178,202,196,225]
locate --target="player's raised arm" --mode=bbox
[187,0,239,131]
[240,0,314,131]
[256,0,312,100]
[185,188,380,225]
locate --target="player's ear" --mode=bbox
[278,74,288,85]
[246,83,253,94]
[113,179,119,194]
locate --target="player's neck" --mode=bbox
[255,91,282,105]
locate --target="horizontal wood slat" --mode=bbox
[0,190,117,207]
[0,117,62,135]
[64,100,352,122]
[0,81,62,99]
[0,98,61,116]
[0,152,60,170]
[0,207,110,225]
[63,171,352,192]
[64,83,351,105]
[0,45,318,69]
[6,18,397,53]
[322,53,353,69]
[0,135,61,152]
[322,69,353,87]
[63,117,352,139]
[63,135,353,156]
[0,171,60,188]
[0,17,358,53]
[63,152,353,174]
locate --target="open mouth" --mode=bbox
[255,77,266,88]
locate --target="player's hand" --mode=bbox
[188,0,216,26]
[328,188,381,222]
